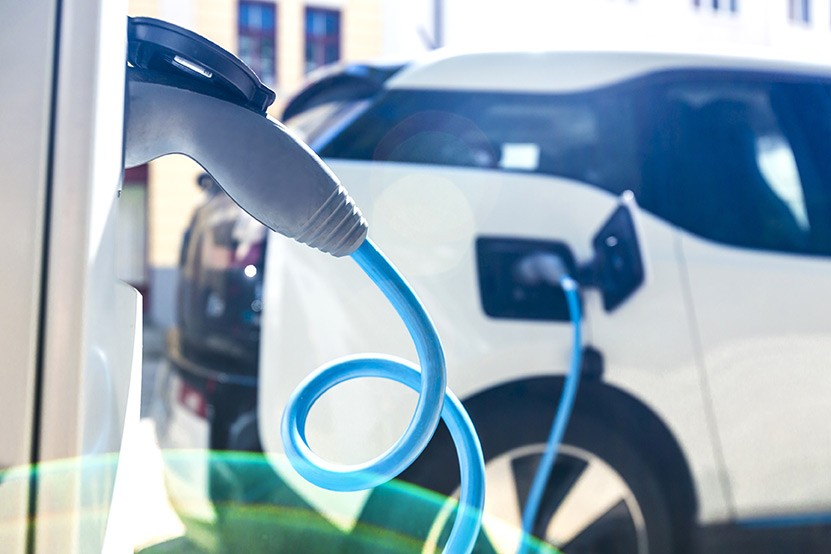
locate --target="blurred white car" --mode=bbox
[156,47,831,553]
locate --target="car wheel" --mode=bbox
[394,389,690,554]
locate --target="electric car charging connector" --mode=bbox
[124,17,485,554]
[512,194,646,552]
[513,254,584,554]
[283,240,485,553]
[124,17,647,553]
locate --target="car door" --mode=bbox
[649,74,831,519]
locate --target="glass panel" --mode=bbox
[756,134,808,230]
[321,73,831,257]
[239,3,277,30]
[326,12,339,35]
[305,9,314,35]
[239,3,249,27]
[790,0,810,22]
[262,4,275,30]
[320,89,639,195]
[310,10,325,36]
[239,2,276,84]
[239,35,252,58]
[305,43,316,73]
[285,99,371,145]
[324,43,339,64]
[248,4,262,28]
[641,77,831,255]
[305,8,340,72]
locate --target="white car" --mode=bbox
[154,47,831,554]
[251,48,831,553]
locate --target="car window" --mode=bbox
[285,99,371,146]
[318,89,641,195]
[756,134,808,230]
[316,74,831,257]
[638,75,831,256]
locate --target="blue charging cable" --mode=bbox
[518,274,583,554]
[282,238,486,554]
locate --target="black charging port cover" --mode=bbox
[127,16,275,114]
[591,201,646,312]
[476,237,579,322]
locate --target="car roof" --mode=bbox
[386,47,831,93]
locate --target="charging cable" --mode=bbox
[282,238,485,554]
[514,254,583,554]
[122,19,484,552]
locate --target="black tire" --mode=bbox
[392,380,694,554]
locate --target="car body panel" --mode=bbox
[681,234,831,518]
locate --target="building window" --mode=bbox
[788,0,810,22]
[238,1,276,85]
[305,7,341,73]
[693,0,738,12]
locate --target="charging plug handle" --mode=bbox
[124,68,367,257]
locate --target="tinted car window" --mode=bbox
[286,99,371,146]
[318,89,641,195]
[638,75,831,255]
[318,74,831,257]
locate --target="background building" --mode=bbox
[380,0,831,54]
[124,0,831,327]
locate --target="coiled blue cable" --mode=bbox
[518,275,583,554]
[281,238,485,554]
